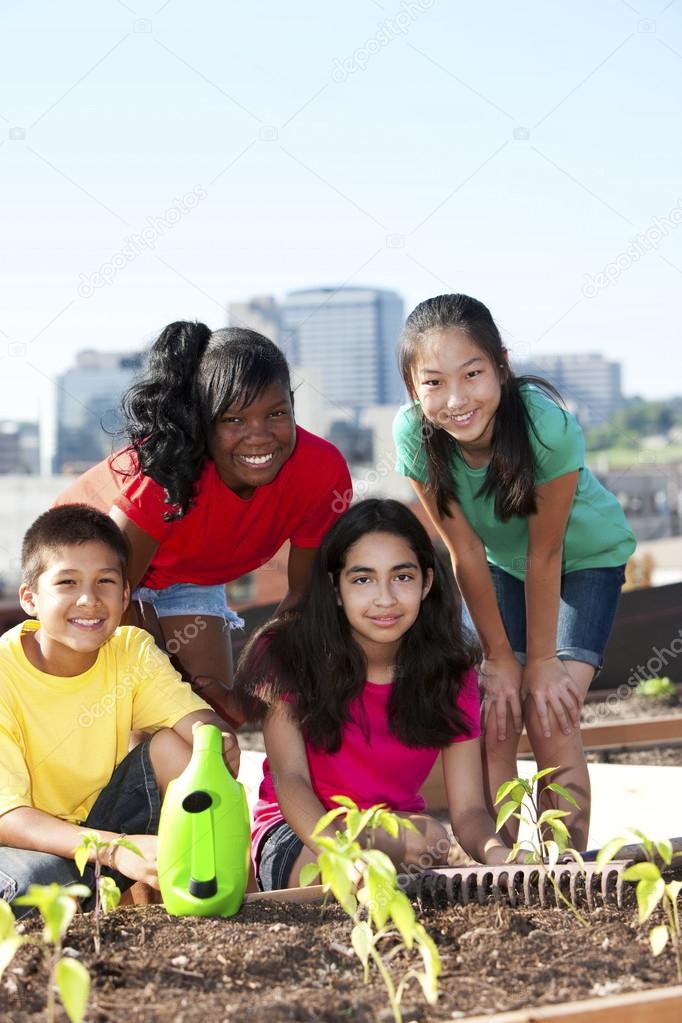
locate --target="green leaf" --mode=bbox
[628,829,654,858]
[0,900,17,941]
[375,811,400,839]
[568,847,586,873]
[623,862,662,883]
[415,922,442,1003]
[113,838,143,859]
[656,839,673,866]
[298,862,320,887]
[543,782,580,809]
[533,766,560,782]
[596,836,629,869]
[665,880,682,902]
[99,876,121,914]
[366,862,396,930]
[311,807,347,837]
[0,937,22,981]
[495,800,519,832]
[635,878,665,925]
[545,840,560,871]
[388,890,416,948]
[350,921,372,969]
[74,846,89,877]
[537,809,571,825]
[548,820,569,854]
[55,956,90,1023]
[330,795,358,811]
[494,778,523,805]
[649,924,669,956]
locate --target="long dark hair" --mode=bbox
[235,499,479,752]
[118,322,292,519]
[399,294,564,521]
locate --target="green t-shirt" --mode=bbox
[393,385,636,580]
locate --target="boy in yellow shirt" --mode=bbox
[0,504,240,916]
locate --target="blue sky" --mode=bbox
[1,0,681,450]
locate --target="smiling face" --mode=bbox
[19,541,130,676]
[413,328,504,466]
[337,531,433,670]
[208,380,297,497]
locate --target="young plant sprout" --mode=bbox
[300,797,441,1023]
[12,882,92,1023]
[494,767,587,925]
[73,832,142,954]
[634,676,676,699]
[597,829,682,981]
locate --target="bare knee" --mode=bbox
[148,728,192,797]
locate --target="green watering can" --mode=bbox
[157,723,251,916]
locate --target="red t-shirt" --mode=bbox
[56,427,352,589]
[251,668,482,860]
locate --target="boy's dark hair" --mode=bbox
[399,293,565,521]
[22,504,129,588]
[236,498,480,752]
[118,321,293,520]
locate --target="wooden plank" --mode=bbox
[463,984,682,1022]
[243,883,324,905]
[418,716,682,811]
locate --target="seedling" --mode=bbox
[0,898,24,982]
[634,676,676,699]
[13,882,92,1023]
[73,832,142,953]
[495,767,588,925]
[300,796,441,1023]
[597,829,682,981]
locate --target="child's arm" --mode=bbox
[409,479,523,741]
[263,700,330,849]
[0,807,159,886]
[172,710,240,777]
[442,738,509,864]
[524,471,583,738]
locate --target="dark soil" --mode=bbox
[4,879,680,1022]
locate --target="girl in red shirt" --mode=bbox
[238,499,508,891]
[57,322,351,725]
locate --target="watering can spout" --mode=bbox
[157,724,251,917]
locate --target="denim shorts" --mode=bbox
[488,564,627,671]
[133,582,245,630]
[0,739,161,918]
[256,821,304,891]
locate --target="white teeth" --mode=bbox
[72,619,103,626]
[239,453,274,465]
[452,411,474,422]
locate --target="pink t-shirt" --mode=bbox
[252,667,481,858]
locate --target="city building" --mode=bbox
[281,286,405,410]
[0,421,40,475]
[515,352,623,427]
[54,350,144,474]
[227,295,281,343]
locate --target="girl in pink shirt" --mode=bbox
[238,499,510,891]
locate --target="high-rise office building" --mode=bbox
[515,352,623,427]
[227,295,281,343]
[54,350,144,474]
[0,421,40,474]
[281,287,405,410]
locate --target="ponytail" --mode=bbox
[120,321,211,519]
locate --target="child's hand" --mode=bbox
[522,656,582,738]
[112,834,159,888]
[221,731,240,778]
[480,653,523,742]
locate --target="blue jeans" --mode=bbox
[0,740,160,918]
[133,582,245,629]
[256,821,304,891]
[488,564,627,671]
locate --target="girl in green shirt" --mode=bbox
[393,293,635,850]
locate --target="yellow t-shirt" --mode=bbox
[0,621,209,823]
